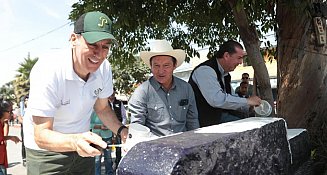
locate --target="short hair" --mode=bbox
[240,81,248,86]
[213,40,244,59]
[242,73,249,77]
[0,100,12,118]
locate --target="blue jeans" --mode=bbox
[95,137,113,175]
[0,165,6,175]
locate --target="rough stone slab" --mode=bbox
[287,129,311,174]
[117,117,291,175]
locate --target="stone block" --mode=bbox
[287,129,311,174]
[117,117,291,175]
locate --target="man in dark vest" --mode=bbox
[188,40,262,127]
[108,88,127,169]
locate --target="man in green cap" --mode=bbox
[23,11,128,174]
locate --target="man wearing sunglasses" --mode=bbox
[235,73,254,97]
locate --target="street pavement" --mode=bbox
[7,124,26,175]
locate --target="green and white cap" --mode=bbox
[74,11,117,44]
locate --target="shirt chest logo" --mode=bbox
[61,99,70,105]
[94,88,103,96]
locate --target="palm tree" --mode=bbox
[13,53,38,103]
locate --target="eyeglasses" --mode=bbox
[242,77,249,79]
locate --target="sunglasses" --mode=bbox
[242,77,249,79]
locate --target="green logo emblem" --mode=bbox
[98,16,108,28]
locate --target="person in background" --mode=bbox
[90,111,114,175]
[188,40,261,127]
[235,73,254,96]
[236,82,256,117]
[12,106,20,125]
[0,100,21,175]
[129,39,199,137]
[23,11,128,175]
[108,88,127,168]
[237,82,249,98]
[0,98,11,138]
[17,95,28,166]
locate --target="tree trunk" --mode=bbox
[277,0,327,166]
[228,0,275,116]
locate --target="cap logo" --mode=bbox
[98,16,108,28]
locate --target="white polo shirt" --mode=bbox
[23,52,113,150]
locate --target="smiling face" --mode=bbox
[70,34,112,80]
[150,55,177,90]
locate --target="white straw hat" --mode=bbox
[140,40,185,68]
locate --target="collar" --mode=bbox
[216,59,229,77]
[65,51,77,81]
[149,76,177,91]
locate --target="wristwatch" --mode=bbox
[117,125,127,139]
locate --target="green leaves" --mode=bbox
[68,0,278,93]
[14,54,38,103]
[110,57,150,96]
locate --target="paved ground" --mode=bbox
[7,124,26,175]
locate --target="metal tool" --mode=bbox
[90,143,125,150]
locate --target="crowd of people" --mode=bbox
[1,11,264,175]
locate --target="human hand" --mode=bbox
[9,136,21,144]
[120,128,128,144]
[246,96,261,106]
[73,132,107,157]
[112,136,116,144]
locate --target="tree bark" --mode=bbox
[277,0,327,161]
[228,0,275,116]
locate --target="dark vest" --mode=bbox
[111,99,123,122]
[188,58,232,127]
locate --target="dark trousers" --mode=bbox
[26,148,95,175]
[114,137,122,166]
[21,124,26,160]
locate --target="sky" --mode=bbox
[0,0,78,86]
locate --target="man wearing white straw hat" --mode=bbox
[128,40,200,137]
